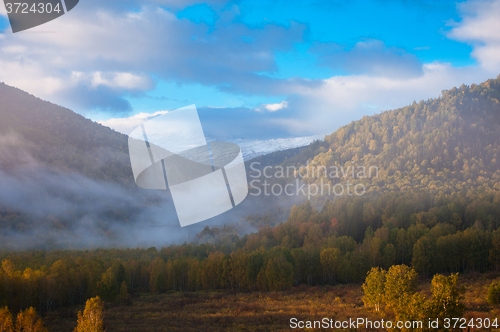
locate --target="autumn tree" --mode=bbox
[74,297,104,332]
[187,258,201,291]
[412,236,435,277]
[15,307,47,332]
[97,268,119,302]
[428,273,465,322]
[229,250,249,291]
[362,267,386,312]
[117,282,129,305]
[487,280,500,305]
[383,265,418,311]
[257,267,268,291]
[149,258,166,293]
[200,252,224,290]
[382,265,426,330]
[265,253,294,291]
[0,307,13,332]
[246,252,264,288]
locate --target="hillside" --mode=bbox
[0,83,133,184]
[296,76,500,196]
[200,76,500,263]
[0,84,174,249]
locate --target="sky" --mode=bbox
[1,0,500,138]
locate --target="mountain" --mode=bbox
[0,82,320,179]
[207,134,324,161]
[3,78,500,320]
[0,84,175,249]
[0,82,133,184]
[291,75,500,196]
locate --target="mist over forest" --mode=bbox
[0,83,308,249]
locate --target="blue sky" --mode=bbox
[0,0,499,137]
[127,0,476,113]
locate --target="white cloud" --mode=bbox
[88,72,153,90]
[100,61,497,138]
[281,62,496,135]
[264,100,288,112]
[99,110,169,135]
[0,58,65,95]
[1,45,27,53]
[272,0,500,135]
[448,0,500,71]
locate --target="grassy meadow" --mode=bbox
[43,273,500,332]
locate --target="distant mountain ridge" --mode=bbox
[200,76,500,239]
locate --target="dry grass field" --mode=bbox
[42,272,500,332]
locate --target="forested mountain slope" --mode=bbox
[298,76,500,195]
[196,77,500,272]
[0,84,172,249]
[0,83,133,184]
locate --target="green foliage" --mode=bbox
[392,292,427,331]
[487,280,500,305]
[265,252,294,291]
[320,247,341,283]
[1,77,500,324]
[74,297,104,332]
[297,76,500,202]
[246,252,264,286]
[363,267,467,330]
[363,265,426,331]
